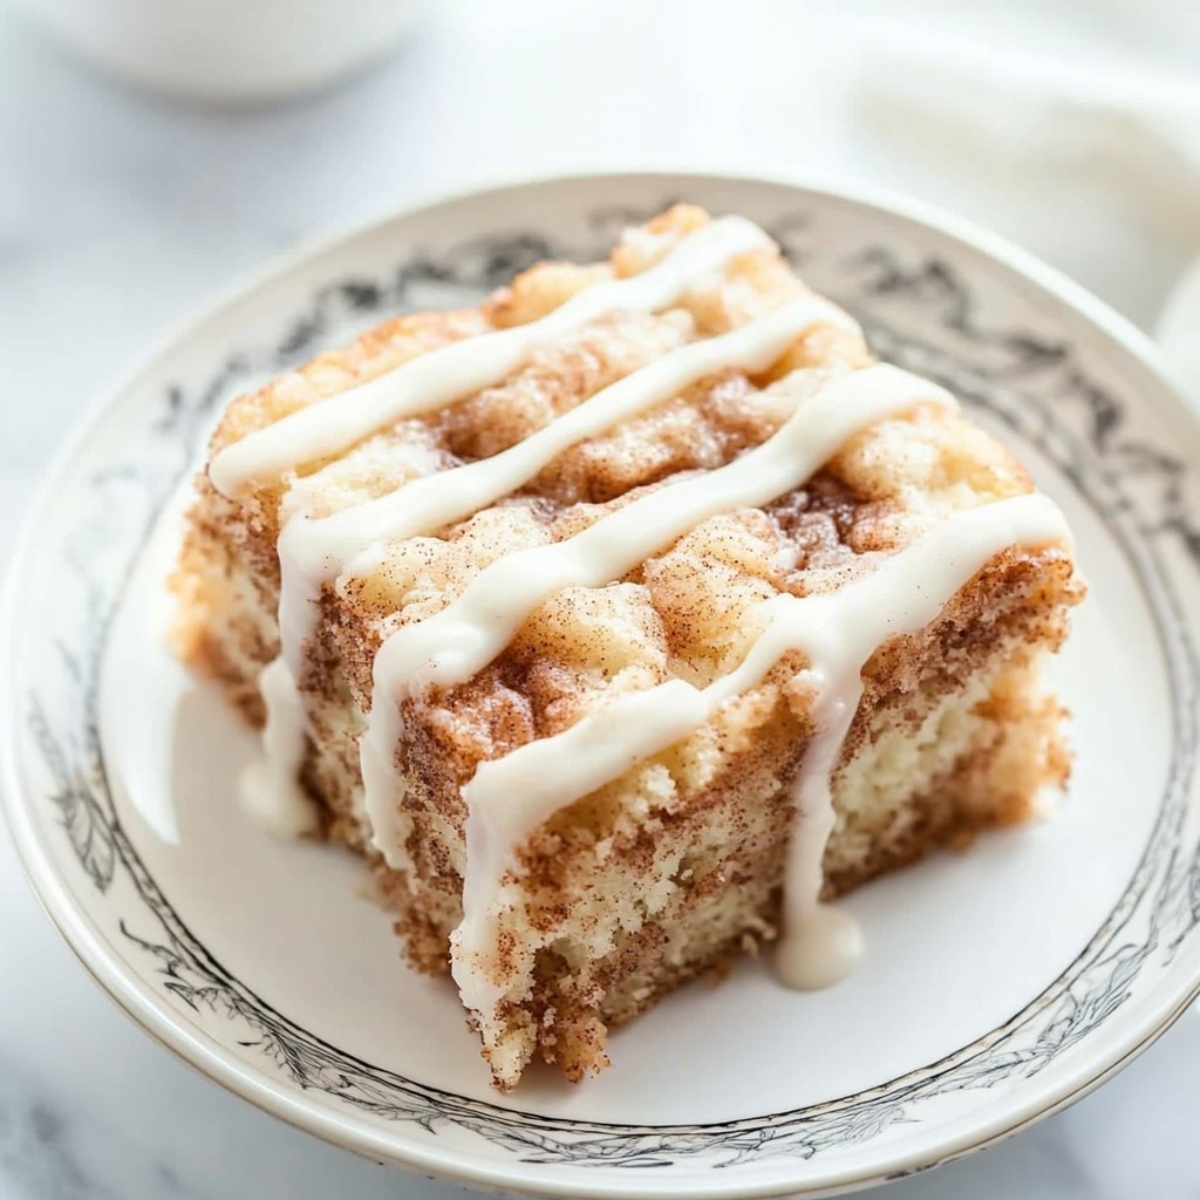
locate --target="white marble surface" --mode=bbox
[2,0,1198,1196]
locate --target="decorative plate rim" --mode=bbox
[4,170,1200,1200]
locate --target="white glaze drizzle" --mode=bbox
[208,215,774,497]
[237,215,785,835]
[451,493,1072,1008]
[453,681,710,1016]
[360,362,956,867]
[238,657,320,838]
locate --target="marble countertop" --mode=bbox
[2,0,1198,1196]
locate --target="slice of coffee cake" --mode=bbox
[173,204,1083,1090]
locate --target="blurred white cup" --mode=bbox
[19,0,426,105]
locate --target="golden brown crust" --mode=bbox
[174,204,1084,1090]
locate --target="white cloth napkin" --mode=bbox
[849,30,1200,401]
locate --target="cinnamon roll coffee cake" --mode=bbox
[173,204,1084,1091]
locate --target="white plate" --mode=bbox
[5,172,1200,1200]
